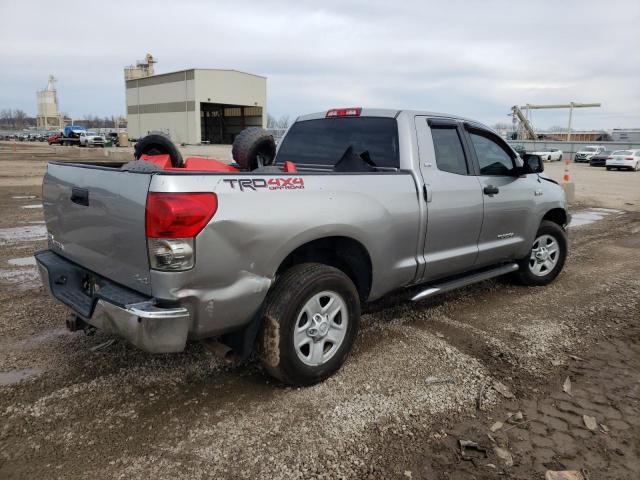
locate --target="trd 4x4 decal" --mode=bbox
[223,178,305,191]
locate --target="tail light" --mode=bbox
[607,156,613,160]
[326,107,362,118]
[145,192,217,271]
[625,157,634,160]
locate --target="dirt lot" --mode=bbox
[0,143,639,479]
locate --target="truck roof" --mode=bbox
[297,108,492,130]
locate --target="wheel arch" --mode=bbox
[542,207,569,228]
[275,236,373,302]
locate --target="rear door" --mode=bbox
[463,124,537,267]
[42,163,153,294]
[415,117,484,281]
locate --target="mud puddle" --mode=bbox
[7,257,36,266]
[0,368,43,386]
[569,208,624,227]
[0,225,46,245]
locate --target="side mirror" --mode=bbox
[523,154,544,174]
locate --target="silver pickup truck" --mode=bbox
[36,108,568,386]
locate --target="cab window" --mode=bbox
[430,126,468,175]
[469,131,515,176]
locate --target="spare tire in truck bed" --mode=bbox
[232,128,276,171]
[134,133,184,168]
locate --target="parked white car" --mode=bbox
[606,150,640,171]
[79,131,106,148]
[530,148,563,161]
[574,145,605,162]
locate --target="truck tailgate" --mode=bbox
[42,163,152,295]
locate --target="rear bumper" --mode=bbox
[606,161,634,168]
[35,250,190,353]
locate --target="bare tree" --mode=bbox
[491,122,511,131]
[268,114,290,130]
[0,109,12,128]
[14,109,27,129]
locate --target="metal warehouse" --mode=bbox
[125,68,267,144]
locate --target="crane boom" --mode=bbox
[511,105,537,140]
[510,102,601,141]
[520,103,601,109]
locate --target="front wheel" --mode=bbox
[258,263,360,386]
[516,220,567,286]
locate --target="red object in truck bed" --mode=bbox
[140,154,239,172]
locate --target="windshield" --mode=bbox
[276,117,399,169]
[87,132,98,136]
[612,150,632,156]
[583,147,598,152]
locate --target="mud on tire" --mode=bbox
[257,263,360,386]
[232,128,276,171]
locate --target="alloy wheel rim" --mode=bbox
[293,291,348,366]
[528,234,560,277]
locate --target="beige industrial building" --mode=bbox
[125,68,267,144]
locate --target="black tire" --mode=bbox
[257,263,360,386]
[232,128,276,171]
[606,167,611,171]
[134,133,184,167]
[515,220,567,286]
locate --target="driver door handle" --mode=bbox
[483,185,499,196]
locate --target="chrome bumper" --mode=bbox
[36,250,190,353]
[82,300,190,353]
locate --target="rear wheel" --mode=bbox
[258,263,360,386]
[516,220,567,286]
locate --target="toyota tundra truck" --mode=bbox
[35,108,569,386]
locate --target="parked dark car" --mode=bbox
[589,150,612,167]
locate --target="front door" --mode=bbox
[464,126,537,267]
[415,117,484,282]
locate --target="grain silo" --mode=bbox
[124,53,157,81]
[36,75,63,130]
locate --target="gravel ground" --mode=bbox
[0,144,639,479]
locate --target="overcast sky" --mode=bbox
[1,0,639,129]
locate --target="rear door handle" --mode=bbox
[70,187,89,206]
[483,185,499,196]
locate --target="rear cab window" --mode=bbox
[430,126,469,175]
[275,117,399,170]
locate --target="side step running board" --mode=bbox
[411,263,519,302]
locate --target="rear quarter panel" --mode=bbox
[148,172,421,337]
